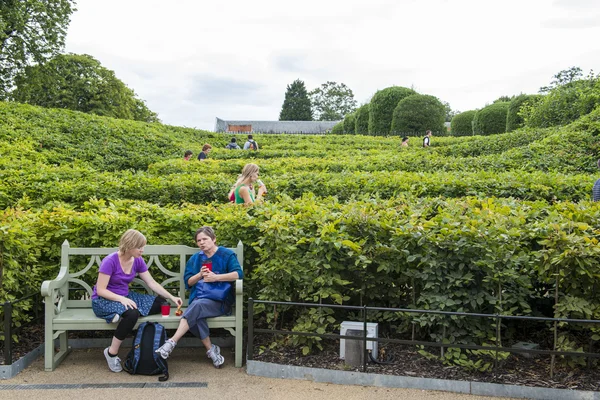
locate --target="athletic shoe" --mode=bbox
[155,339,177,359]
[206,344,224,368]
[103,347,122,372]
[111,314,120,323]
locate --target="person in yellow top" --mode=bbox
[228,163,267,205]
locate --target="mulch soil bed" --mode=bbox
[4,323,600,392]
[252,335,600,392]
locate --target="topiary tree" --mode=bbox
[451,110,477,136]
[506,94,542,132]
[390,94,445,135]
[330,121,344,134]
[279,79,313,121]
[343,112,356,134]
[354,103,369,134]
[368,86,416,135]
[472,102,510,135]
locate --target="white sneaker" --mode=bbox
[111,314,120,323]
[207,344,224,368]
[155,339,177,359]
[103,347,122,372]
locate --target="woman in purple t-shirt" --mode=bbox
[91,229,182,373]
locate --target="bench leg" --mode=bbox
[235,327,243,368]
[45,330,71,371]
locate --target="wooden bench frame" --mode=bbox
[40,240,244,371]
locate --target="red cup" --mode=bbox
[202,260,212,271]
[161,304,170,317]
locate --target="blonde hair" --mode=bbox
[118,229,147,252]
[229,163,259,195]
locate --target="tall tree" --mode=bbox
[0,0,76,99]
[12,53,159,122]
[279,79,312,121]
[309,81,357,121]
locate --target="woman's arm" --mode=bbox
[96,273,138,309]
[139,271,183,306]
[203,270,240,283]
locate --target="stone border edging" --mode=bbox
[246,360,600,400]
[0,344,45,380]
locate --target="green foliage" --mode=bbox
[451,110,476,136]
[11,53,159,122]
[505,94,542,132]
[472,102,509,135]
[330,121,344,134]
[309,81,357,121]
[522,72,600,128]
[368,86,416,135]
[343,112,356,134]
[279,79,312,121]
[0,0,76,98]
[354,103,369,134]
[391,94,445,135]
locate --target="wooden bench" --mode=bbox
[40,240,244,371]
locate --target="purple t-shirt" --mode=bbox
[91,252,148,299]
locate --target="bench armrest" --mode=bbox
[235,279,243,295]
[41,266,70,298]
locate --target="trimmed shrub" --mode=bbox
[522,78,600,128]
[343,112,356,134]
[506,94,542,132]
[368,86,416,135]
[451,110,477,136]
[354,104,369,134]
[472,102,510,135]
[330,121,344,134]
[391,94,445,135]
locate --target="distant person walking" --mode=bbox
[244,135,259,151]
[423,130,432,148]
[225,137,241,150]
[593,159,600,201]
[401,137,409,147]
[184,150,193,160]
[198,144,212,160]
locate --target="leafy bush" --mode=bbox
[330,121,344,134]
[354,104,369,134]
[506,94,542,132]
[391,94,445,135]
[472,102,510,135]
[343,112,356,134]
[451,110,477,136]
[522,77,600,128]
[368,86,416,135]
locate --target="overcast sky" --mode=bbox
[64,0,600,131]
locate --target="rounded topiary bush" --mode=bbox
[472,102,510,135]
[343,112,356,134]
[506,94,542,132]
[354,104,369,134]
[330,121,344,134]
[451,110,477,136]
[368,86,416,135]
[390,94,445,135]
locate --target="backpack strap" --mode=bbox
[153,323,169,381]
[130,322,147,374]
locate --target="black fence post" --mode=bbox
[247,298,254,361]
[3,301,13,364]
[363,305,367,372]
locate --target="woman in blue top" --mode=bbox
[155,226,243,368]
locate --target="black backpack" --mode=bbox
[249,140,257,150]
[123,322,169,381]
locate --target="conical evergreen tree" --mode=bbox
[279,79,313,121]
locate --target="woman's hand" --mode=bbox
[171,296,183,307]
[203,270,219,283]
[257,183,267,197]
[119,297,138,310]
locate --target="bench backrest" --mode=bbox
[60,240,243,308]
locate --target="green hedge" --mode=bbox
[472,102,510,135]
[451,110,476,136]
[506,94,542,132]
[368,86,416,135]
[330,121,344,134]
[391,94,445,135]
[354,104,369,134]
[343,112,356,134]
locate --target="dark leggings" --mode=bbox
[114,296,163,340]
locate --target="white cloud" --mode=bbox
[65,0,600,130]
